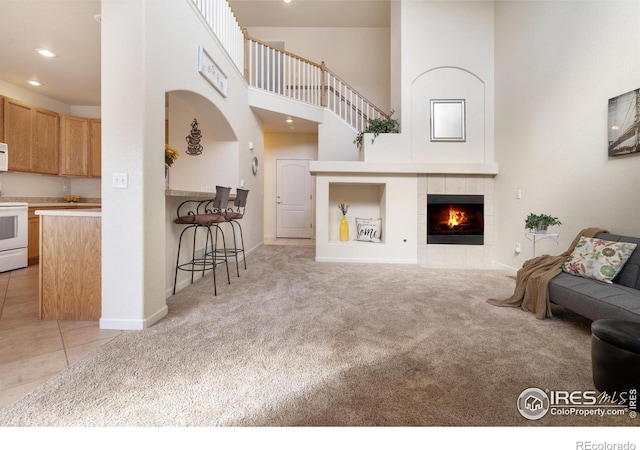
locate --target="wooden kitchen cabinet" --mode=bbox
[89,119,101,177]
[2,97,59,174]
[39,210,101,321]
[0,96,4,143]
[32,108,60,174]
[28,208,40,266]
[60,115,89,176]
[28,205,100,266]
[3,98,33,172]
[59,115,101,177]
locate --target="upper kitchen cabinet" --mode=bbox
[32,108,60,174]
[60,115,101,177]
[2,97,59,174]
[0,96,4,142]
[89,119,101,177]
[60,115,89,176]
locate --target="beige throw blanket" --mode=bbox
[488,227,607,319]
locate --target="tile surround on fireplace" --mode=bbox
[418,175,495,267]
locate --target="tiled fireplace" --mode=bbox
[427,194,484,245]
[418,175,495,267]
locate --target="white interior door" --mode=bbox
[276,159,313,238]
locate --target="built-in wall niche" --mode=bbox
[328,182,386,243]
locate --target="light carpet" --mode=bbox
[0,245,635,426]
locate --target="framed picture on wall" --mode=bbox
[608,88,639,157]
[430,99,466,142]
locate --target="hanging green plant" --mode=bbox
[354,110,400,150]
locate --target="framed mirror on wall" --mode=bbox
[430,99,466,142]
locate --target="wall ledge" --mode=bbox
[309,161,498,176]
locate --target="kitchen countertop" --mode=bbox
[35,209,101,217]
[28,202,101,208]
[1,196,101,206]
[165,189,236,200]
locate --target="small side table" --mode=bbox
[525,232,559,257]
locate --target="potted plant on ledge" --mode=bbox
[525,213,562,234]
[354,110,400,151]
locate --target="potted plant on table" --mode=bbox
[525,213,562,234]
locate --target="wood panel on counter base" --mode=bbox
[39,213,101,321]
[28,205,100,266]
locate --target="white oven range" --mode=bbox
[0,202,28,272]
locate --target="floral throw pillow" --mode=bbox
[562,236,637,283]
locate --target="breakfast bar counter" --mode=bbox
[36,208,102,320]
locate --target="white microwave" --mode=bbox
[0,143,7,171]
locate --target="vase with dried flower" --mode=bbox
[338,201,350,242]
[165,143,179,188]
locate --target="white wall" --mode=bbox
[263,132,318,238]
[399,0,495,165]
[494,0,640,271]
[101,0,264,329]
[166,92,239,192]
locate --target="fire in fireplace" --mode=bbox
[427,194,484,245]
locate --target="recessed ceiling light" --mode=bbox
[35,48,57,58]
[28,80,42,87]
[285,117,293,123]
[284,0,292,3]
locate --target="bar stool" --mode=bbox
[223,188,249,277]
[173,186,231,296]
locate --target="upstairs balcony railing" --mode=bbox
[191,0,387,132]
[192,0,245,72]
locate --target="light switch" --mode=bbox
[516,189,522,200]
[112,173,128,188]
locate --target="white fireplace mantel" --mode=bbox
[309,161,498,176]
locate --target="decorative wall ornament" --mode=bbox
[185,119,203,155]
[198,45,228,97]
[608,88,639,157]
[430,99,466,142]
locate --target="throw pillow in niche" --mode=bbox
[355,218,382,243]
[562,236,637,283]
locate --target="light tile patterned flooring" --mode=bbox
[0,264,125,409]
[0,238,313,410]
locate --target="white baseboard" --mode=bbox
[99,305,168,330]
[315,256,416,264]
[491,260,519,275]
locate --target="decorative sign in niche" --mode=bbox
[198,45,228,97]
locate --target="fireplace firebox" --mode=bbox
[427,194,484,245]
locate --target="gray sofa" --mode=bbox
[548,232,640,323]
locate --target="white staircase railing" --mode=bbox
[323,66,386,132]
[191,0,244,73]
[191,0,387,132]
[245,36,323,106]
